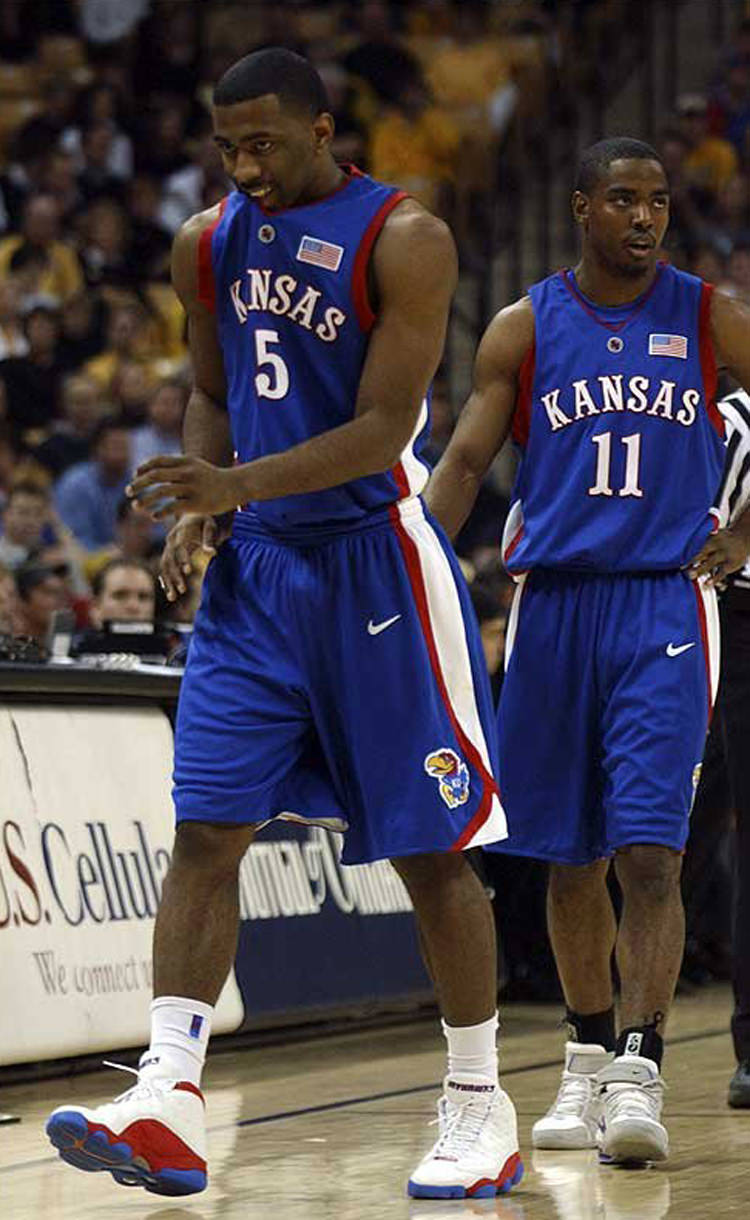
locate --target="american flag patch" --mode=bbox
[296,234,344,271]
[648,333,688,359]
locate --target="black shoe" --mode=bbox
[728,1060,750,1108]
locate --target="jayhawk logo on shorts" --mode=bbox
[424,748,470,809]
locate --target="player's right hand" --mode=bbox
[159,513,229,602]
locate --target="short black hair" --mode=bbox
[576,138,665,194]
[15,561,56,601]
[213,48,328,116]
[90,414,130,449]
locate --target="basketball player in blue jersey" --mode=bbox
[44,50,522,1202]
[427,137,750,1165]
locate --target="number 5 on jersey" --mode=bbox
[254,329,290,400]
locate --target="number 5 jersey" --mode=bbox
[198,167,432,532]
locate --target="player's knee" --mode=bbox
[548,859,609,904]
[172,821,255,875]
[615,845,682,903]
[390,851,469,893]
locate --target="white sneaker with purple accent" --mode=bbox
[532,1042,613,1150]
[407,1075,523,1199]
[596,1054,668,1164]
[45,1064,207,1196]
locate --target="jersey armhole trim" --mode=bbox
[351,190,409,331]
[512,341,535,447]
[698,280,723,438]
[197,197,229,314]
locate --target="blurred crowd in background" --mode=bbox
[0,0,748,654]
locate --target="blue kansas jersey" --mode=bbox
[502,263,725,572]
[198,168,431,530]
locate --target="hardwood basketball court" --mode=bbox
[2,986,748,1219]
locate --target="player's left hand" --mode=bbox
[127,456,244,519]
[686,526,750,587]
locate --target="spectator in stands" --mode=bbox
[77,121,127,206]
[7,241,50,306]
[0,275,27,360]
[84,492,158,578]
[88,557,156,626]
[469,577,506,700]
[54,417,132,550]
[85,302,146,392]
[33,373,105,478]
[79,198,132,289]
[110,358,154,426]
[342,0,424,105]
[127,174,172,280]
[61,82,134,181]
[0,298,63,442]
[0,561,16,634]
[369,79,460,215]
[158,127,226,234]
[28,541,90,628]
[0,193,83,303]
[13,560,66,644]
[0,480,49,570]
[131,378,186,470]
[709,56,750,162]
[57,291,106,373]
[727,239,750,300]
[678,93,739,202]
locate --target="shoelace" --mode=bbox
[103,1061,176,1105]
[431,1094,494,1160]
[549,1072,594,1117]
[603,1078,664,1123]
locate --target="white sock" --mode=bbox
[138,996,214,1087]
[442,1013,499,1086]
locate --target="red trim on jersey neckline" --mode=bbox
[558,264,665,333]
[197,197,229,314]
[692,580,714,727]
[512,342,535,447]
[698,281,723,438]
[352,190,409,331]
[387,504,499,850]
[258,163,362,216]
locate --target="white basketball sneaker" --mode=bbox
[407,1075,523,1199]
[532,1042,613,1149]
[45,1065,207,1196]
[596,1055,668,1164]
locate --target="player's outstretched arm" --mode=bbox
[689,289,750,585]
[425,298,534,540]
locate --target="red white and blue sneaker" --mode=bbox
[407,1075,523,1199]
[45,1064,207,1196]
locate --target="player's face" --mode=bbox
[574,159,670,278]
[212,94,334,211]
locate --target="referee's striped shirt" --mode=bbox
[715,389,750,588]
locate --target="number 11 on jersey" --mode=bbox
[588,431,644,498]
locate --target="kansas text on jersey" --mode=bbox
[502,263,726,572]
[198,168,431,531]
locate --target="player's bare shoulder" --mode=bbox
[372,198,458,300]
[171,202,227,310]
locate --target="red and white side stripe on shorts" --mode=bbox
[388,498,508,851]
[692,577,720,724]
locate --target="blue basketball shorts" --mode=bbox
[492,568,720,864]
[174,498,506,864]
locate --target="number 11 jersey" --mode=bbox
[503,263,726,573]
[199,167,431,532]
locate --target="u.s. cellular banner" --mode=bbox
[0,704,428,1066]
